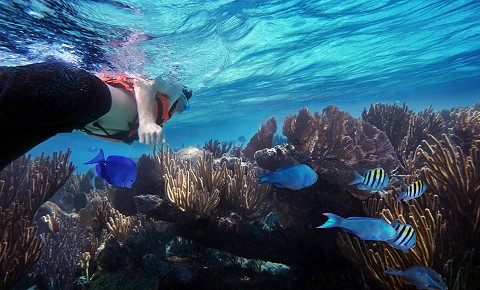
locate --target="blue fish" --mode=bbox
[349,167,390,191]
[397,180,428,202]
[317,213,396,241]
[386,220,416,253]
[256,164,318,190]
[84,149,137,188]
[384,266,447,290]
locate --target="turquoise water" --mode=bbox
[1,0,480,172]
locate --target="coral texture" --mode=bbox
[0,151,74,289]
[243,117,277,159]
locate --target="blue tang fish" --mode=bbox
[256,164,318,190]
[386,220,416,253]
[84,149,137,188]
[317,213,396,241]
[397,180,428,202]
[349,167,390,191]
[384,266,447,290]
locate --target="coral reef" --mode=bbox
[161,149,225,217]
[31,214,92,290]
[203,139,233,158]
[419,134,480,260]
[223,157,272,219]
[335,122,480,289]
[446,108,480,154]
[0,150,74,289]
[107,154,163,216]
[243,117,277,159]
[131,145,365,277]
[361,103,412,152]
[336,192,448,289]
[252,105,398,200]
[361,103,444,172]
[310,105,398,199]
[253,144,298,171]
[5,102,478,290]
[282,107,318,154]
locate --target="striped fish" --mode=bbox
[386,220,416,253]
[349,168,390,191]
[396,180,427,202]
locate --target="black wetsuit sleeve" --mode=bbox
[0,60,112,171]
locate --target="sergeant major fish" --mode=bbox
[349,167,390,191]
[85,149,137,188]
[386,220,416,253]
[384,266,447,290]
[397,180,428,202]
[316,213,396,241]
[256,164,318,190]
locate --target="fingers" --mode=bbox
[139,132,146,144]
[138,131,164,145]
[155,131,163,145]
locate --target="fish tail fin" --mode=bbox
[396,191,406,202]
[384,266,402,276]
[85,149,105,165]
[317,213,344,229]
[349,171,363,185]
[256,172,274,184]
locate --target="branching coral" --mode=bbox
[336,130,480,289]
[224,158,272,219]
[447,108,480,154]
[243,117,277,159]
[397,107,445,164]
[30,214,92,290]
[0,205,43,289]
[336,192,448,290]
[160,150,225,217]
[204,139,233,158]
[106,209,145,243]
[157,147,272,220]
[0,150,74,289]
[444,249,480,290]
[419,134,480,236]
[282,107,319,154]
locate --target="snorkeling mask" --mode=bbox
[181,87,192,111]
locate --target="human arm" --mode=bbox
[133,76,183,145]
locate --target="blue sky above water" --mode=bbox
[1,0,479,172]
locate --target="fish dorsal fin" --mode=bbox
[346,217,376,221]
[85,149,105,164]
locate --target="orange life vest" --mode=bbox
[81,74,178,144]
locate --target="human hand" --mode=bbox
[137,122,165,145]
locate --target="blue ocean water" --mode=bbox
[1,0,479,172]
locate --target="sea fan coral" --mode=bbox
[243,117,277,160]
[311,105,398,199]
[282,107,318,154]
[362,103,444,172]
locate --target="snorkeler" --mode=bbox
[0,60,192,171]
